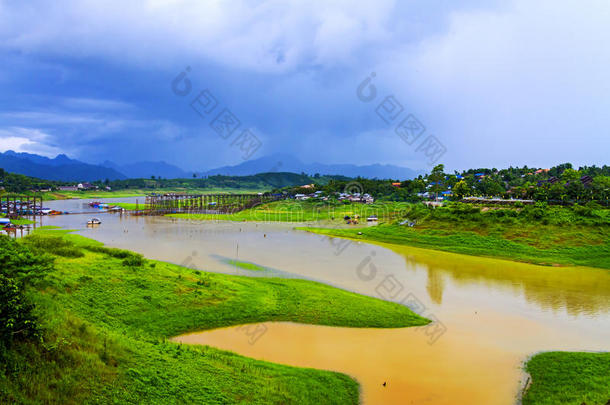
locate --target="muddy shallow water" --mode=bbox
[41,198,610,404]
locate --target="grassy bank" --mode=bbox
[0,228,428,404]
[0,214,35,226]
[167,200,411,222]
[302,203,610,269]
[523,352,610,405]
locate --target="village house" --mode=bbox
[78,182,98,190]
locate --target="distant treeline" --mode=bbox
[0,169,349,193]
[94,172,349,190]
[2,163,609,205]
[0,168,57,193]
[282,163,610,205]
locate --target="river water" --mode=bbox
[38,198,610,404]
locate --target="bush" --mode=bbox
[0,275,40,350]
[0,235,53,285]
[571,204,593,217]
[122,254,146,267]
[23,235,84,258]
[84,245,145,267]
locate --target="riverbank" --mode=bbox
[0,228,427,404]
[166,200,410,222]
[523,351,610,405]
[297,202,610,269]
[303,222,610,269]
[163,200,610,268]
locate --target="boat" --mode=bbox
[87,218,102,225]
[366,216,378,222]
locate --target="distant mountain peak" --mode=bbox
[201,153,423,179]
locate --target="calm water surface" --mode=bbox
[39,198,610,404]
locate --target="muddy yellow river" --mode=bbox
[42,198,610,404]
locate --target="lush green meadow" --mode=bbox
[0,228,427,404]
[167,200,411,223]
[302,202,610,269]
[523,352,610,405]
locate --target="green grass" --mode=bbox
[1,229,428,404]
[303,224,610,269]
[168,200,411,222]
[225,259,267,272]
[112,202,142,210]
[523,352,610,405]
[299,202,610,269]
[0,213,35,225]
[9,218,36,225]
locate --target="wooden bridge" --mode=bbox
[1,195,44,219]
[142,193,286,215]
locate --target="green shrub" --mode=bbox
[572,204,593,217]
[23,234,84,258]
[122,254,145,267]
[0,275,40,351]
[0,235,53,284]
[84,245,145,267]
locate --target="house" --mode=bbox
[362,194,374,204]
[580,175,593,186]
[78,182,98,190]
[59,185,78,191]
[441,190,453,200]
[294,194,308,200]
[391,182,401,187]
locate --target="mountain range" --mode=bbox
[0,150,422,181]
[0,151,125,182]
[199,153,423,179]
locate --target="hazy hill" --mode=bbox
[202,153,422,180]
[0,151,126,182]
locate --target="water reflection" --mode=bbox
[391,244,610,317]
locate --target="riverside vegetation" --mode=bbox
[0,228,427,404]
[169,199,610,269]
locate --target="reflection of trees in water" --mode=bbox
[426,266,445,305]
[402,254,445,305]
[398,247,610,316]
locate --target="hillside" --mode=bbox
[0,151,125,182]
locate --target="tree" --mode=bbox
[561,168,580,182]
[453,180,470,200]
[428,164,446,199]
[0,236,50,350]
[0,236,53,285]
[0,275,40,348]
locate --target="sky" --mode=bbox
[0,0,609,172]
